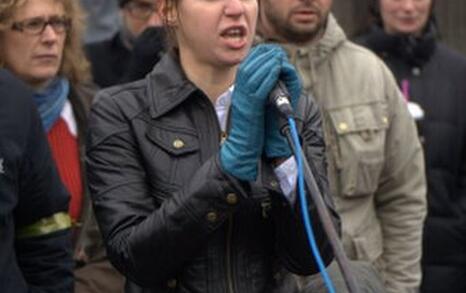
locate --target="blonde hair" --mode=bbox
[0,0,91,85]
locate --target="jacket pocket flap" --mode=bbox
[328,102,389,135]
[146,124,199,156]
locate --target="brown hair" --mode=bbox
[160,0,180,52]
[0,0,91,85]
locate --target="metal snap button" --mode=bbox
[173,139,185,149]
[339,122,348,132]
[220,132,227,145]
[226,193,238,205]
[167,279,177,289]
[360,130,371,141]
[206,212,218,223]
[412,67,421,76]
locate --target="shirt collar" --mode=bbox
[214,85,234,132]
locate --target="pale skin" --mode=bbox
[163,0,258,102]
[0,0,66,90]
[379,0,432,36]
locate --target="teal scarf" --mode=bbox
[33,78,70,132]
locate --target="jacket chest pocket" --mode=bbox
[326,102,389,197]
[145,124,200,189]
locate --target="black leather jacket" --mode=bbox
[86,53,338,293]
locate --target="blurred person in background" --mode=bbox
[0,68,73,292]
[357,0,466,292]
[80,0,120,43]
[256,0,427,292]
[0,0,124,292]
[85,0,166,87]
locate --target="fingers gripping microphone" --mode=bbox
[269,80,294,118]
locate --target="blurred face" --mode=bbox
[122,0,162,37]
[0,0,67,89]
[171,0,258,69]
[380,0,432,36]
[259,0,332,44]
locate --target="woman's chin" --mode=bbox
[23,74,58,90]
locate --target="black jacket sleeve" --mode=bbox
[6,70,74,292]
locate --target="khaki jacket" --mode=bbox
[260,15,427,293]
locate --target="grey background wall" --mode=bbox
[332,0,466,55]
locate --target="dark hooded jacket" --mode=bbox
[85,27,166,88]
[357,19,466,293]
[0,69,73,292]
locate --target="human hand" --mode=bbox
[220,44,287,180]
[264,58,302,159]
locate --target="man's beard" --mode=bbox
[263,3,328,44]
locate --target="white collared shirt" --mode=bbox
[60,100,78,137]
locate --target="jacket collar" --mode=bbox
[358,22,437,68]
[146,52,200,119]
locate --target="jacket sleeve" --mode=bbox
[14,92,74,293]
[269,93,339,275]
[375,64,427,293]
[86,92,263,287]
[460,87,466,227]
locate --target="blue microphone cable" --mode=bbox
[288,117,336,293]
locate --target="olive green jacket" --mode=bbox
[259,15,427,293]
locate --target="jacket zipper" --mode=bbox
[204,83,234,292]
[226,214,235,293]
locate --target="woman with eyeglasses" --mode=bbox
[86,0,337,292]
[85,0,165,88]
[0,0,124,292]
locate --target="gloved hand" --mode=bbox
[220,44,286,181]
[122,26,166,83]
[264,58,302,159]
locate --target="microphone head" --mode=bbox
[276,95,290,107]
[269,80,293,117]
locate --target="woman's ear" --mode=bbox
[160,0,178,27]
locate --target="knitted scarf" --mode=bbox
[360,21,437,68]
[33,78,70,132]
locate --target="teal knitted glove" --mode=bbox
[220,44,286,181]
[264,59,302,159]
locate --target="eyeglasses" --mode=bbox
[125,1,158,20]
[11,16,71,36]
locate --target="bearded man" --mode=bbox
[256,1,427,292]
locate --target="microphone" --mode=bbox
[268,80,294,118]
